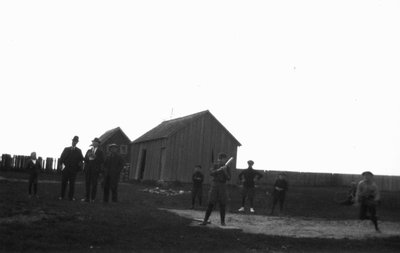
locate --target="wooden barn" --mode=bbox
[129,110,241,183]
[98,127,131,163]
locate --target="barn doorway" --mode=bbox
[159,148,166,180]
[138,149,147,180]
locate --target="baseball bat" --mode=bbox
[225,157,234,166]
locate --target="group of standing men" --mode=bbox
[58,135,124,203]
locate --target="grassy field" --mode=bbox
[1,171,400,252]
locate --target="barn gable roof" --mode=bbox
[132,110,241,146]
[99,127,131,144]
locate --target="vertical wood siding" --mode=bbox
[129,113,240,183]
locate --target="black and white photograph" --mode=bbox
[1,1,399,252]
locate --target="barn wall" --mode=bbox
[129,113,240,183]
[129,139,167,181]
[165,114,239,183]
[201,113,239,184]
[165,116,204,182]
[129,144,140,179]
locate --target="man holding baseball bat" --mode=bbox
[200,152,232,226]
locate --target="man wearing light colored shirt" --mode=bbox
[83,137,104,203]
[355,171,380,232]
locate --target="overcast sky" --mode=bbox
[1,1,399,175]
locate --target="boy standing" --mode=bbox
[270,173,288,215]
[200,153,231,226]
[191,165,204,209]
[238,160,263,213]
[355,171,380,232]
[26,152,42,198]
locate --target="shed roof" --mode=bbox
[99,127,131,144]
[132,110,241,146]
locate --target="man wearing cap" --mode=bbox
[103,144,124,203]
[59,136,84,200]
[355,171,381,232]
[238,160,263,213]
[83,137,105,203]
[200,152,231,226]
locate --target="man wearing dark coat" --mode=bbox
[26,152,42,198]
[103,144,124,203]
[59,136,84,201]
[83,137,105,202]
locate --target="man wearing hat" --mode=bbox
[83,137,105,202]
[59,136,84,200]
[200,152,231,226]
[238,160,263,213]
[103,144,124,203]
[355,171,381,232]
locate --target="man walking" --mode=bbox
[59,136,84,201]
[83,137,104,203]
[238,160,263,213]
[103,144,124,203]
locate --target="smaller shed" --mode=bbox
[98,127,131,163]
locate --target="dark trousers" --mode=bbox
[61,170,77,200]
[204,203,226,225]
[103,175,119,202]
[360,198,379,230]
[241,187,255,207]
[191,186,202,207]
[85,168,100,201]
[271,191,286,214]
[203,183,227,224]
[28,173,38,195]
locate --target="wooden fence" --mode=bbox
[2,153,399,190]
[231,169,400,192]
[1,153,131,182]
[0,154,60,172]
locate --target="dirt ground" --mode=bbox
[1,172,400,252]
[163,208,400,240]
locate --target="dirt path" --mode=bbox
[162,208,400,240]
